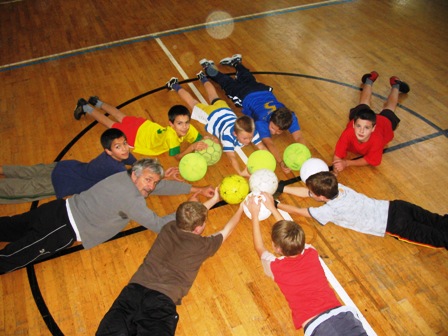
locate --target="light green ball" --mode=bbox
[283,143,311,171]
[219,175,250,204]
[247,150,276,174]
[179,153,208,182]
[195,138,222,166]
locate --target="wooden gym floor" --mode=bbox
[1,0,447,335]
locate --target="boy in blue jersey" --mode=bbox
[200,54,304,174]
[0,129,136,204]
[167,72,267,177]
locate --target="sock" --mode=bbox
[365,78,374,86]
[83,104,94,114]
[94,99,103,109]
[173,83,182,92]
[199,76,209,84]
[392,83,400,90]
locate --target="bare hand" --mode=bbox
[164,167,183,181]
[199,185,216,198]
[280,161,291,174]
[245,194,261,217]
[260,192,276,212]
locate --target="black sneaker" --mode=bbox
[74,98,88,120]
[88,96,99,106]
[197,71,206,81]
[390,76,410,94]
[220,54,242,67]
[166,77,179,90]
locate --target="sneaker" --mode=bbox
[74,98,88,120]
[199,59,218,77]
[390,76,410,94]
[88,96,99,106]
[166,77,179,90]
[197,71,207,81]
[220,54,242,67]
[361,71,379,84]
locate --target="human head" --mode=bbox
[101,129,130,161]
[271,220,305,256]
[353,109,376,143]
[130,158,165,198]
[176,201,208,233]
[234,115,255,146]
[305,171,338,200]
[269,107,293,135]
[168,105,191,137]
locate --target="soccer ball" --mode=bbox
[179,153,208,182]
[219,175,250,204]
[249,169,278,195]
[242,192,272,221]
[299,158,329,183]
[195,138,222,166]
[247,150,276,174]
[283,143,311,171]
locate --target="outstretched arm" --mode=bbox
[277,203,311,218]
[246,195,268,257]
[261,192,284,221]
[283,185,310,198]
[225,152,250,177]
[217,202,244,241]
[333,155,369,173]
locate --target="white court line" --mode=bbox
[156,41,376,336]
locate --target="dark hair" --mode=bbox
[270,107,293,130]
[271,220,305,256]
[100,128,127,150]
[354,108,376,126]
[176,201,208,231]
[306,171,338,199]
[168,105,191,123]
[234,115,255,134]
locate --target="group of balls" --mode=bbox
[178,140,330,220]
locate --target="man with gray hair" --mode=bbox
[0,158,215,274]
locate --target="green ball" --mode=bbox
[179,153,208,182]
[283,143,311,171]
[195,138,222,166]
[219,175,250,204]
[247,150,276,174]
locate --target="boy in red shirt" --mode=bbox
[246,193,367,335]
[333,72,410,173]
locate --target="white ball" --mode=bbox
[249,169,278,195]
[243,192,272,221]
[300,158,329,183]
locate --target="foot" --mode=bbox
[197,71,206,81]
[390,76,410,94]
[74,98,88,120]
[220,54,242,67]
[88,96,99,106]
[361,71,379,84]
[199,59,218,76]
[166,77,179,90]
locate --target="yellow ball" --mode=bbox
[247,150,276,174]
[219,175,250,204]
[283,143,311,171]
[179,153,208,182]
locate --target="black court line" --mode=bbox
[25,73,447,335]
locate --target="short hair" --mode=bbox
[234,115,255,134]
[271,220,305,256]
[306,171,338,199]
[270,107,293,130]
[168,105,191,123]
[100,128,127,150]
[354,108,376,126]
[176,201,208,231]
[130,158,165,179]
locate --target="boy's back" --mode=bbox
[263,245,340,329]
[130,220,223,304]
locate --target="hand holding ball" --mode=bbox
[243,192,272,221]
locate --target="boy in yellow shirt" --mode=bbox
[74,97,207,160]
